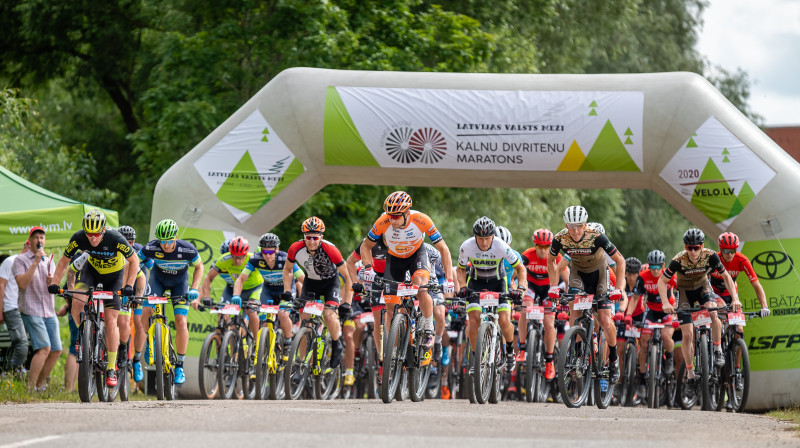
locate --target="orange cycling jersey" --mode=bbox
[367,210,443,258]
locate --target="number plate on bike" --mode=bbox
[479,291,499,307]
[645,321,665,329]
[260,305,279,315]
[303,301,324,316]
[727,312,746,326]
[397,284,418,297]
[211,304,240,315]
[692,310,711,326]
[360,313,374,323]
[94,291,114,300]
[147,296,169,305]
[447,330,458,339]
[624,324,640,338]
[573,294,593,310]
[527,306,544,321]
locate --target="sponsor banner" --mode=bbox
[1,205,118,254]
[738,239,800,371]
[193,110,305,223]
[659,117,776,230]
[324,87,644,172]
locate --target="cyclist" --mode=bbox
[457,216,527,372]
[118,225,151,383]
[659,228,741,382]
[425,242,451,388]
[282,217,352,369]
[359,191,455,351]
[495,226,520,290]
[48,209,140,387]
[520,228,569,380]
[135,218,204,384]
[547,206,627,382]
[233,233,303,351]
[711,232,770,319]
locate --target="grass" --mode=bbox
[769,407,800,432]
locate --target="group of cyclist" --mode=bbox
[45,189,770,405]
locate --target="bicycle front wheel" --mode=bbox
[255,328,270,400]
[95,323,113,402]
[153,323,166,400]
[729,337,750,412]
[381,315,408,403]
[363,334,378,399]
[218,330,239,400]
[593,327,613,409]
[524,327,539,403]
[269,329,286,400]
[473,322,494,404]
[199,332,221,399]
[315,332,341,400]
[557,325,591,408]
[620,341,637,407]
[285,326,313,400]
[646,343,660,409]
[77,321,96,403]
[698,333,712,411]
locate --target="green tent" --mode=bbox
[0,166,118,253]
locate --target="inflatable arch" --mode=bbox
[153,68,800,407]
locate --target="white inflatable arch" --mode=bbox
[153,68,800,408]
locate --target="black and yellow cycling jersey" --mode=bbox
[64,229,136,275]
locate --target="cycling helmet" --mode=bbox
[718,232,740,250]
[563,206,588,224]
[383,191,413,214]
[473,216,496,237]
[220,238,232,255]
[82,209,106,234]
[683,228,705,245]
[229,236,250,257]
[259,232,280,248]
[625,257,642,274]
[532,228,554,246]
[154,219,179,240]
[647,249,666,265]
[118,225,136,241]
[587,222,605,235]
[301,216,325,234]
[495,226,512,245]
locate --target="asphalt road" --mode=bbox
[0,400,798,448]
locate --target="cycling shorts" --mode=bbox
[642,309,673,335]
[385,250,431,285]
[568,267,609,298]
[75,264,123,311]
[676,285,715,325]
[525,283,555,314]
[465,278,509,313]
[299,277,340,306]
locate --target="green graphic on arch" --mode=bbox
[690,157,755,223]
[579,120,639,171]
[324,87,379,166]
[216,150,270,215]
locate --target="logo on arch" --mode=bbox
[384,126,447,164]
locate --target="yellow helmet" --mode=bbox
[82,209,106,234]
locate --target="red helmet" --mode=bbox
[718,232,740,250]
[532,228,553,246]
[229,236,250,257]
[301,216,325,234]
[383,191,412,214]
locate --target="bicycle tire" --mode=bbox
[255,328,270,399]
[465,349,477,404]
[240,334,256,400]
[488,333,503,404]
[381,315,407,403]
[364,334,378,399]
[676,361,697,410]
[593,328,613,409]
[698,333,712,411]
[619,341,636,407]
[409,333,432,402]
[647,343,659,409]
[199,332,221,399]
[268,329,286,400]
[315,332,340,400]
[285,326,313,400]
[424,367,440,400]
[729,337,750,412]
[95,324,113,402]
[218,330,238,400]
[118,361,129,402]
[165,327,178,401]
[524,327,538,403]
[557,325,591,408]
[77,320,95,403]
[154,323,166,400]
[473,321,494,404]
[395,369,409,401]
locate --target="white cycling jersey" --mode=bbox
[457,237,520,281]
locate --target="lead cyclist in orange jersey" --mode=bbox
[359,191,455,350]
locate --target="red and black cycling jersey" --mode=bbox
[520,248,562,287]
[633,269,676,312]
[550,227,618,273]
[287,240,344,281]
[662,248,725,290]
[710,252,758,296]
[352,237,389,274]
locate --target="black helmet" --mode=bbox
[473,216,496,237]
[625,257,642,274]
[647,250,666,265]
[259,233,280,248]
[118,225,136,241]
[683,228,705,245]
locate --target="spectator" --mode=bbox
[13,227,60,391]
[0,241,30,375]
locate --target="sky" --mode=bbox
[696,0,800,126]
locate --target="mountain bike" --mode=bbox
[378,277,442,403]
[519,298,555,403]
[674,306,725,411]
[196,300,233,399]
[254,303,286,400]
[469,290,514,405]
[555,291,615,409]
[284,293,341,400]
[642,318,679,409]
[353,294,379,399]
[614,317,640,407]
[717,310,760,412]
[143,294,187,401]
[211,300,259,400]
[441,299,467,400]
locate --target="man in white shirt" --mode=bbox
[0,241,30,374]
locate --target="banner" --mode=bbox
[193,110,305,223]
[739,238,800,372]
[324,87,644,172]
[659,117,776,230]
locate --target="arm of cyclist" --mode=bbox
[657,273,674,314]
[338,263,353,304]
[193,268,219,309]
[294,266,305,295]
[720,270,741,311]
[48,254,73,294]
[188,257,204,300]
[345,251,364,293]
[610,250,626,297]
[433,239,454,283]
[281,259,295,297]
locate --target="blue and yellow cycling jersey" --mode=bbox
[241,250,301,288]
[138,239,202,276]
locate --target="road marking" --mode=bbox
[0,435,62,448]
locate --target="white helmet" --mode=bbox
[495,226,512,246]
[563,206,588,224]
[587,222,605,235]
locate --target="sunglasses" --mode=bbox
[685,245,702,252]
[304,235,321,241]
[721,248,736,254]
[566,223,584,229]
[649,264,662,270]
[86,232,104,238]
[535,244,550,250]
[388,213,404,221]
[160,239,176,245]
[262,249,277,255]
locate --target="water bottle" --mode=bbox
[592,332,598,354]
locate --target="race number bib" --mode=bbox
[727,312,746,326]
[527,306,544,321]
[573,294,593,310]
[624,325,640,338]
[303,301,324,316]
[94,291,114,300]
[147,296,169,305]
[260,305,279,315]
[397,284,419,297]
[692,310,712,327]
[211,304,240,315]
[360,313,375,324]
[479,291,499,308]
